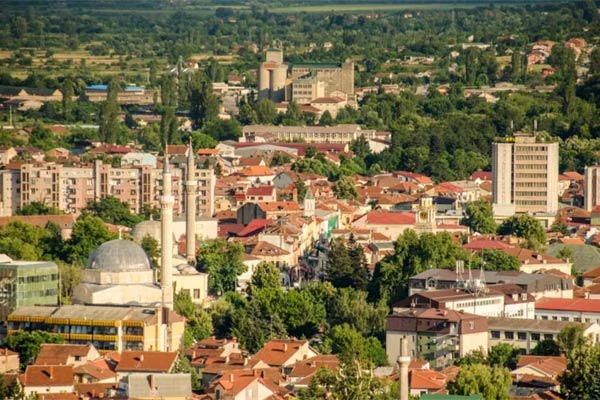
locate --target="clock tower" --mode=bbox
[416,195,436,233]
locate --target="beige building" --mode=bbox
[258,49,288,102]
[386,308,488,369]
[241,124,376,144]
[0,159,215,217]
[584,165,600,212]
[492,132,559,219]
[292,77,325,104]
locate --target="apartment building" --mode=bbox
[492,132,559,220]
[386,308,488,369]
[488,317,600,353]
[0,160,214,217]
[535,297,600,324]
[584,165,600,212]
[241,124,376,144]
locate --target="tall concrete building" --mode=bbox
[492,132,559,219]
[258,49,288,102]
[258,48,355,103]
[584,165,600,212]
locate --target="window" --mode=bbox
[544,334,553,341]
[561,317,569,321]
[193,289,201,299]
[491,331,500,339]
[504,331,514,340]
[531,333,540,341]
[517,332,527,341]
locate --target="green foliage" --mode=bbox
[172,352,202,391]
[461,200,496,234]
[448,363,511,400]
[5,330,64,368]
[270,153,291,167]
[531,339,561,356]
[325,323,387,367]
[197,239,247,295]
[190,131,217,149]
[16,201,61,216]
[369,230,469,305]
[84,196,143,228]
[488,343,520,370]
[189,72,220,129]
[249,262,280,293]
[557,324,600,399]
[333,176,358,200]
[98,79,122,144]
[349,135,371,159]
[497,214,547,249]
[0,221,62,261]
[141,234,160,267]
[58,262,81,304]
[64,214,117,266]
[326,236,369,291]
[174,290,213,347]
[477,249,521,272]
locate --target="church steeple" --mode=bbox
[304,188,315,217]
[160,150,174,310]
[185,137,197,265]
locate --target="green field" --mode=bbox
[271,3,484,12]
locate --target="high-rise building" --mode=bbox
[584,165,600,212]
[492,132,559,218]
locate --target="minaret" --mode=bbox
[185,138,197,265]
[398,338,410,400]
[160,152,174,310]
[303,189,315,217]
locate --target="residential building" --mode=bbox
[127,373,192,399]
[21,365,74,396]
[397,285,535,319]
[209,369,277,400]
[386,308,488,369]
[83,85,156,105]
[492,132,559,220]
[115,351,178,375]
[584,165,600,212]
[0,349,19,373]
[408,269,573,299]
[535,297,600,325]
[35,344,100,367]
[512,355,566,382]
[488,317,600,353]
[241,124,376,144]
[253,339,318,370]
[0,259,59,320]
[501,247,571,276]
[8,305,185,352]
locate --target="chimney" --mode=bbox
[149,374,156,390]
[283,343,288,352]
[243,357,248,367]
[49,366,54,380]
[192,350,197,360]
[229,374,234,383]
[139,354,144,362]
[292,188,298,202]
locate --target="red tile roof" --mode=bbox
[35,344,96,366]
[237,166,274,177]
[253,339,309,367]
[115,351,177,373]
[238,219,273,237]
[463,239,514,251]
[536,297,600,313]
[365,211,416,225]
[410,369,447,390]
[516,356,567,378]
[257,201,300,212]
[470,171,492,181]
[21,365,73,387]
[246,186,275,197]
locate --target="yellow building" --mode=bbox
[8,304,185,353]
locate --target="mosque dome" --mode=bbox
[86,239,151,272]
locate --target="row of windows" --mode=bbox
[515,173,547,179]
[539,315,600,324]
[515,155,547,161]
[19,289,57,298]
[516,200,548,205]
[455,299,501,308]
[490,330,553,341]
[515,182,548,188]
[515,164,548,170]
[17,274,58,284]
[515,191,548,197]
[515,145,551,151]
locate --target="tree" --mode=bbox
[370,230,469,305]
[295,179,307,201]
[280,289,326,339]
[255,100,277,124]
[174,290,213,347]
[448,363,511,400]
[531,339,561,356]
[590,47,600,76]
[64,214,117,265]
[326,323,387,366]
[350,135,371,159]
[29,124,57,150]
[58,263,81,304]
[488,344,520,369]
[189,72,219,129]
[16,201,61,216]
[347,234,369,291]
[62,78,74,122]
[5,331,64,368]
[327,288,388,338]
[197,239,247,294]
[333,176,358,200]
[319,110,334,126]
[280,101,302,126]
[141,234,160,267]
[270,153,291,167]
[326,238,354,289]
[557,324,600,399]
[202,119,241,141]
[190,131,217,149]
[85,196,142,228]
[172,352,202,391]
[557,246,574,262]
[250,262,281,292]
[98,80,120,144]
[477,249,520,271]
[461,200,497,234]
[497,215,547,248]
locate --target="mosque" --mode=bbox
[72,139,208,307]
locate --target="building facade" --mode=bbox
[0,260,59,320]
[584,165,600,212]
[241,124,376,144]
[386,308,488,369]
[492,132,559,218]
